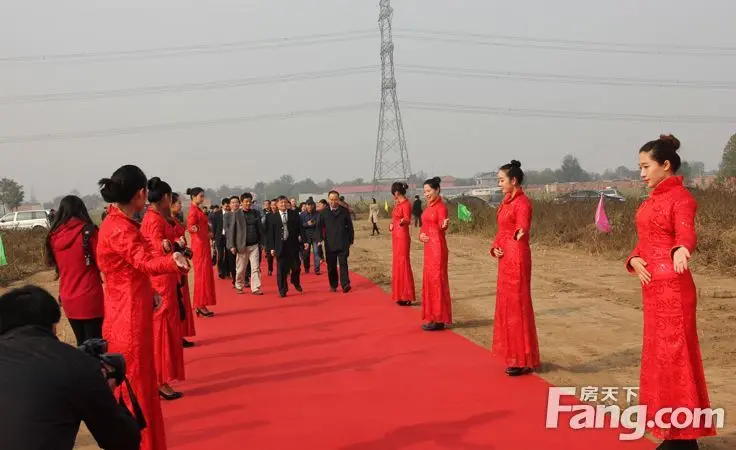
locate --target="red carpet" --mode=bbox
[163,267,655,449]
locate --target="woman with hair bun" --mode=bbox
[389,181,416,306]
[140,177,185,401]
[418,176,452,331]
[170,192,196,345]
[186,187,216,317]
[96,165,190,450]
[626,135,715,449]
[490,160,540,377]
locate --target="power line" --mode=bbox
[395,29,736,57]
[399,64,736,89]
[0,66,379,104]
[1,101,733,145]
[0,30,376,64]
[5,63,735,105]
[402,100,736,123]
[0,103,377,144]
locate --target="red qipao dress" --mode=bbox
[391,199,416,303]
[490,188,540,369]
[140,209,185,386]
[96,206,181,450]
[626,175,715,440]
[420,197,452,324]
[187,205,216,309]
[173,218,196,337]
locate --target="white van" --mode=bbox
[0,210,50,231]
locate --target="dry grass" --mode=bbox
[0,229,49,287]
[445,187,736,276]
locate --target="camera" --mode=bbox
[173,242,193,259]
[78,338,126,385]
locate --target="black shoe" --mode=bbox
[342,286,351,293]
[279,291,287,298]
[657,440,699,450]
[182,339,195,348]
[422,322,445,331]
[397,300,412,306]
[330,287,338,292]
[505,367,533,377]
[294,285,303,292]
[159,390,183,401]
[268,271,273,276]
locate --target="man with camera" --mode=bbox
[0,285,141,450]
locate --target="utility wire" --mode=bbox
[1,101,733,145]
[4,64,735,105]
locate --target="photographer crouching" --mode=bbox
[0,285,141,450]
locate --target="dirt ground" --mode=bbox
[2,219,734,449]
[348,219,736,450]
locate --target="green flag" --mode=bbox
[457,203,472,222]
[0,234,7,266]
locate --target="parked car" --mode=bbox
[0,210,51,231]
[599,187,626,202]
[488,189,505,208]
[553,190,625,205]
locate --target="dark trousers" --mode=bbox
[326,249,350,290]
[413,214,422,227]
[276,250,301,294]
[216,235,229,277]
[265,247,274,274]
[226,251,236,285]
[371,221,380,235]
[68,318,103,347]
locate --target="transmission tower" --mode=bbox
[372,0,411,195]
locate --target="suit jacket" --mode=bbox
[317,205,354,252]
[226,208,259,251]
[210,209,224,238]
[266,209,301,257]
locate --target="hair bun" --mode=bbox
[147,177,161,190]
[431,176,441,183]
[186,188,193,195]
[510,160,522,168]
[659,134,681,151]
[98,177,120,203]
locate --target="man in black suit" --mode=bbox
[266,195,303,297]
[316,190,354,293]
[210,199,229,277]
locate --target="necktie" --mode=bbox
[282,212,288,240]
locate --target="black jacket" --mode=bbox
[266,209,302,256]
[210,209,224,239]
[0,326,141,450]
[316,205,354,252]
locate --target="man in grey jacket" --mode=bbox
[226,193,263,295]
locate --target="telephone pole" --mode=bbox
[372,0,411,195]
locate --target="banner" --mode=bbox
[458,203,472,222]
[595,194,612,233]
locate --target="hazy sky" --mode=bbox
[1,0,734,201]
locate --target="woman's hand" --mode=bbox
[491,247,504,258]
[419,232,429,243]
[190,225,199,233]
[177,237,187,248]
[162,239,172,253]
[673,247,691,274]
[173,252,189,270]
[389,223,394,232]
[629,257,651,285]
[440,218,449,230]
[514,229,525,241]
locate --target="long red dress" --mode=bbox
[96,206,181,450]
[141,209,185,386]
[420,197,452,324]
[490,188,540,369]
[626,175,715,440]
[187,205,216,309]
[391,199,416,303]
[173,218,196,337]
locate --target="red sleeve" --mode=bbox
[186,208,197,233]
[670,193,697,258]
[515,198,532,241]
[142,217,168,258]
[111,227,179,276]
[401,202,411,226]
[625,243,642,273]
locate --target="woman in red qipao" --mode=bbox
[170,192,196,345]
[389,181,416,306]
[626,135,715,450]
[140,178,185,401]
[489,160,540,377]
[186,187,216,317]
[418,176,452,331]
[96,165,190,450]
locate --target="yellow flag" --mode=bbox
[384,200,389,212]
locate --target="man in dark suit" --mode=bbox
[316,190,354,293]
[266,195,303,297]
[210,198,229,277]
